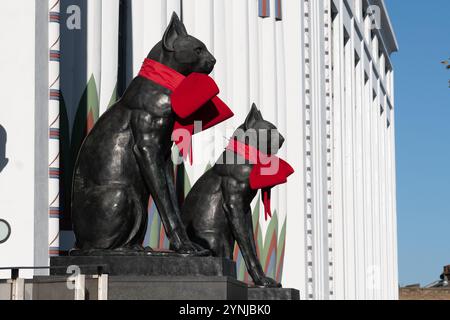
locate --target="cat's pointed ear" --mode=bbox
[245,103,263,129]
[163,12,188,52]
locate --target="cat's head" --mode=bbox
[232,104,285,155]
[148,13,216,76]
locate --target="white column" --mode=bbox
[371,69,382,300]
[99,0,120,115]
[390,82,399,299]
[354,39,366,300]
[372,35,379,64]
[248,0,261,107]
[131,0,181,75]
[211,0,229,169]
[343,20,356,300]
[86,0,102,129]
[182,0,218,181]
[380,93,388,299]
[230,0,250,127]
[385,97,394,299]
[166,0,181,19]
[275,1,288,284]
[362,55,374,300]
[282,0,307,294]
[331,0,346,300]
[379,54,385,81]
[48,0,60,258]
[306,0,331,300]
[368,60,378,299]
[84,0,120,129]
[0,1,38,278]
[303,0,314,299]
[257,0,279,237]
[323,0,335,299]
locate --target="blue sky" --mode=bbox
[385,0,450,286]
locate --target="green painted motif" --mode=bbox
[108,84,118,108]
[233,195,287,284]
[59,76,117,234]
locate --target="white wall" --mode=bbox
[0,1,37,278]
[329,0,398,300]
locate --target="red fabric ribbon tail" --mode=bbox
[262,188,272,221]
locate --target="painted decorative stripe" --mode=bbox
[49,89,60,100]
[49,247,62,256]
[49,207,61,218]
[49,12,60,23]
[49,167,60,179]
[276,239,286,282]
[50,50,61,61]
[49,128,60,139]
[258,0,270,18]
[275,0,282,20]
[263,232,278,274]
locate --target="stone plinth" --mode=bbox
[32,275,248,300]
[248,288,300,300]
[50,255,236,278]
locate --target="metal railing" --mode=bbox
[0,265,109,300]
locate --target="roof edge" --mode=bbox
[364,0,399,55]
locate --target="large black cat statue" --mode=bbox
[71,13,233,256]
[182,104,294,288]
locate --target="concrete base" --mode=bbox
[248,288,300,300]
[109,276,247,300]
[32,276,100,300]
[32,276,248,300]
[40,255,300,300]
[50,255,236,278]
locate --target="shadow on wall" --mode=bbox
[0,125,8,173]
[59,0,88,234]
[59,0,135,249]
[118,0,135,97]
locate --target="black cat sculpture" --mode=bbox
[71,13,222,256]
[182,104,294,288]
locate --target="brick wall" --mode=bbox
[400,287,450,300]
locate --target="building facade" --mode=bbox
[0,0,398,299]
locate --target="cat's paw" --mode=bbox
[173,241,211,257]
[254,276,282,288]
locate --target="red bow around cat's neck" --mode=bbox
[138,58,234,164]
[226,139,295,221]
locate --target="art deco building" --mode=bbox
[0,0,398,300]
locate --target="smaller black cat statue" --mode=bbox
[182,104,294,288]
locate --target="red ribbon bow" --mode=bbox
[226,139,295,220]
[138,58,234,164]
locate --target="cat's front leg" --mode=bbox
[222,177,281,288]
[131,111,205,256]
[164,157,210,256]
